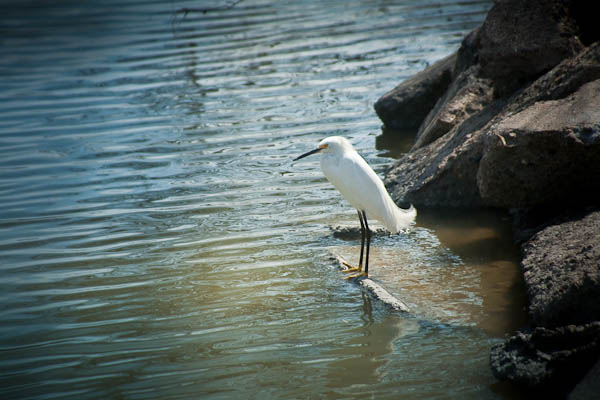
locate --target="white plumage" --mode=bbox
[294,136,416,277]
[317,136,416,233]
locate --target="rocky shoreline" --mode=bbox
[374,0,599,397]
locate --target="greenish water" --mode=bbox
[0,1,528,399]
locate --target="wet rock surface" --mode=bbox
[490,323,600,394]
[489,210,600,396]
[520,211,600,328]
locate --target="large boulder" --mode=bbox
[491,209,600,392]
[477,79,600,208]
[520,210,600,327]
[380,1,600,209]
[477,0,583,95]
[410,0,583,149]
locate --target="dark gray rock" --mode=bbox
[502,41,600,117]
[381,11,600,210]
[454,27,481,77]
[477,79,600,209]
[477,0,583,96]
[374,53,455,131]
[521,210,600,327]
[490,323,600,392]
[384,97,507,208]
[375,0,586,139]
[412,64,494,150]
[385,46,600,209]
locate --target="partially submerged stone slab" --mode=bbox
[332,255,410,313]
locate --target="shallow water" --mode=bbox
[0,1,528,399]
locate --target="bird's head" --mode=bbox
[293,136,353,161]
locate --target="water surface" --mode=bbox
[0,1,527,399]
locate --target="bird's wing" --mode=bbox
[322,152,386,213]
[322,151,415,232]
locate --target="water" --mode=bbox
[0,1,528,398]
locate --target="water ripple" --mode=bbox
[0,1,525,399]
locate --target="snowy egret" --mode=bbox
[293,136,416,278]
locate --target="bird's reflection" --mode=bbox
[359,290,374,328]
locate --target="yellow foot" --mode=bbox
[341,261,361,273]
[344,271,368,280]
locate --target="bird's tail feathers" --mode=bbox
[384,201,416,233]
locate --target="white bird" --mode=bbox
[293,136,416,278]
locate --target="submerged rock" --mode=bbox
[331,255,410,313]
[490,323,600,393]
[329,224,388,240]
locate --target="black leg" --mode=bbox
[362,210,371,275]
[357,210,366,269]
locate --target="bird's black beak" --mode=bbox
[293,147,321,162]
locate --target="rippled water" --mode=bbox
[0,1,528,399]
